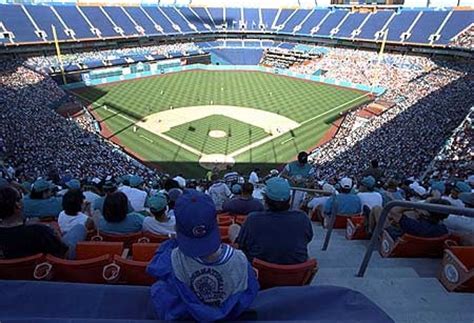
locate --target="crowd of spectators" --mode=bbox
[449,25,474,50]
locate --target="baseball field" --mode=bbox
[71,70,371,178]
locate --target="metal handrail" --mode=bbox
[356,201,474,277]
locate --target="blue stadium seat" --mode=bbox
[124,6,160,36]
[0,4,40,43]
[80,6,120,38]
[225,7,241,30]
[25,5,70,41]
[407,11,449,44]
[357,10,393,40]
[193,7,216,30]
[315,9,349,36]
[103,6,138,36]
[281,9,311,34]
[435,10,473,45]
[161,7,193,33]
[210,48,263,65]
[243,8,259,30]
[55,6,96,39]
[297,9,329,35]
[335,12,368,38]
[142,7,176,34]
[385,10,418,42]
[261,8,279,30]
[274,9,295,29]
[208,7,224,28]
[177,7,208,32]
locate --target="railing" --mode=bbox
[290,187,474,277]
[356,200,474,277]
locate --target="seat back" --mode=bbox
[132,243,160,262]
[346,216,368,240]
[76,241,124,260]
[380,230,451,258]
[139,232,170,243]
[439,247,474,292]
[324,214,360,229]
[252,258,318,290]
[113,255,156,286]
[95,232,142,248]
[35,254,117,284]
[235,215,247,225]
[0,253,45,280]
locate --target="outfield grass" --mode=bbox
[72,70,370,177]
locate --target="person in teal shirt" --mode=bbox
[324,177,361,217]
[23,179,62,218]
[99,191,145,234]
[280,151,315,187]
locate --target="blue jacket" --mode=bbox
[324,193,361,217]
[22,196,62,218]
[147,239,259,321]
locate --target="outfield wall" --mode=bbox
[63,64,386,96]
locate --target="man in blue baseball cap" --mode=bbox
[236,177,313,265]
[22,178,62,218]
[147,190,258,321]
[142,193,176,236]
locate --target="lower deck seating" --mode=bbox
[379,230,451,258]
[323,214,361,229]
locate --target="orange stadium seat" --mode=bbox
[379,230,451,258]
[34,254,118,284]
[132,243,160,262]
[113,255,156,286]
[323,214,361,229]
[252,258,318,290]
[92,232,142,248]
[346,216,369,240]
[0,253,45,280]
[309,208,323,222]
[235,215,247,225]
[139,232,170,243]
[76,241,124,260]
[439,246,474,292]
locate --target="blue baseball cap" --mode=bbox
[175,190,220,257]
[66,179,81,190]
[231,183,242,194]
[430,181,446,195]
[148,193,167,212]
[265,177,291,201]
[31,179,54,193]
[455,181,471,193]
[129,175,144,188]
[361,176,376,189]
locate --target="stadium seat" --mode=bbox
[346,216,369,240]
[132,243,160,262]
[438,246,474,293]
[309,208,323,222]
[92,231,142,248]
[323,214,360,229]
[34,254,118,284]
[138,232,170,243]
[0,253,45,280]
[235,215,247,225]
[252,258,318,290]
[76,241,125,260]
[379,230,451,258]
[113,255,156,286]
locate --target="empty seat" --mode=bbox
[0,253,45,280]
[139,232,170,243]
[113,255,156,286]
[439,246,474,293]
[252,258,318,290]
[34,254,118,284]
[346,216,369,240]
[76,241,124,260]
[379,230,451,258]
[92,231,142,248]
[132,243,160,262]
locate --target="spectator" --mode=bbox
[99,191,145,234]
[22,178,62,218]
[222,182,264,215]
[146,190,258,321]
[223,165,239,187]
[142,193,176,236]
[280,151,314,187]
[119,175,147,212]
[208,174,232,212]
[248,168,260,185]
[307,183,335,212]
[324,177,361,218]
[236,177,313,264]
[444,181,471,208]
[380,179,404,206]
[362,160,384,182]
[58,189,94,234]
[0,185,72,259]
[357,176,383,211]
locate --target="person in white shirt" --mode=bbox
[58,189,94,234]
[357,176,383,210]
[308,183,336,211]
[119,175,147,212]
[142,193,176,236]
[82,178,101,206]
[443,181,471,208]
[248,168,260,185]
[208,174,232,212]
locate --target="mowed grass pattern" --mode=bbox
[72,71,370,177]
[165,115,269,155]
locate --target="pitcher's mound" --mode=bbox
[199,154,235,170]
[208,130,227,138]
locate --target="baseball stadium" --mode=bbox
[0,0,473,321]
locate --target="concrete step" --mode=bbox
[316,267,419,279]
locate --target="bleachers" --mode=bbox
[0,4,472,48]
